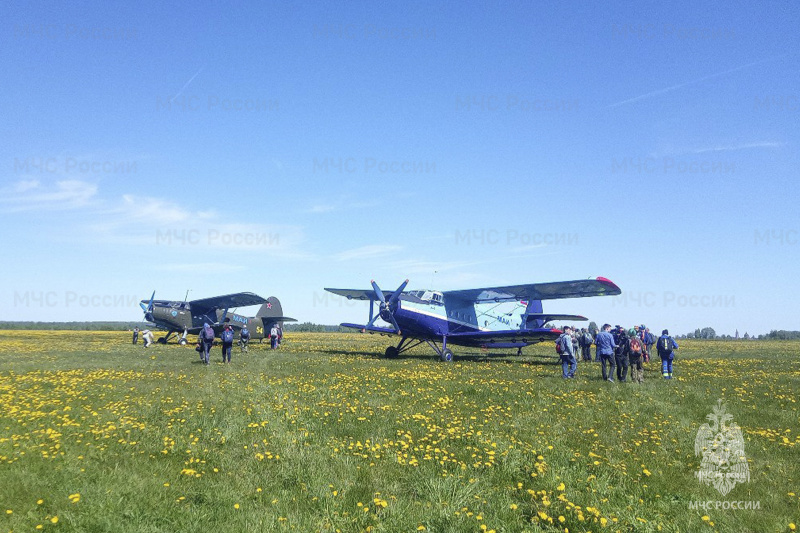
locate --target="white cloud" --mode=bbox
[0,179,98,212]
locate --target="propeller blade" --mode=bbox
[386,312,401,334]
[388,279,409,307]
[140,291,155,313]
[371,280,386,304]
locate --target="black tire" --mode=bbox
[178,338,187,346]
[384,346,399,359]
[157,337,167,344]
[440,348,454,362]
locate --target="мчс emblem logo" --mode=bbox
[694,399,750,496]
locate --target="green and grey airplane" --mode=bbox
[139,291,296,344]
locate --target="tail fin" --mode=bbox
[521,300,544,329]
[257,296,297,327]
[257,296,284,318]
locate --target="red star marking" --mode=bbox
[266,302,272,308]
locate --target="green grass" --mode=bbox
[0,332,798,532]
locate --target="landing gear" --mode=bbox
[384,346,399,359]
[157,337,167,344]
[440,348,454,362]
[179,338,187,346]
[424,336,455,362]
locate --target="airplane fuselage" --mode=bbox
[145,301,272,340]
[391,293,531,348]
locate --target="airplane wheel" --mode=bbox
[384,346,399,359]
[179,339,187,346]
[440,348,454,362]
[157,337,167,344]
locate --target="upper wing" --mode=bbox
[190,292,268,311]
[324,288,397,301]
[443,277,621,303]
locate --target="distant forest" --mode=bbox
[0,321,347,333]
[0,322,797,339]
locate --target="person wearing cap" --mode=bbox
[595,324,617,382]
[627,328,645,383]
[656,329,678,379]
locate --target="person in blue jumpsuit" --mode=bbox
[657,329,678,379]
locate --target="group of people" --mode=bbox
[132,326,155,348]
[196,323,282,364]
[133,323,283,363]
[557,324,678,382]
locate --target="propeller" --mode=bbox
[366,279,408,333]
[140,291,155,321]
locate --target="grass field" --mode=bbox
[0,331,797,532]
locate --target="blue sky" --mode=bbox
[1,1,798,336]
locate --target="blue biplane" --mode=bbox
[324,277,621,361]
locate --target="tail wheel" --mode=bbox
[179,338,187,346]
[440,348,454,362]
[384,346,399,359]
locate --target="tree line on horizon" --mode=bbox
[0,321,797,339]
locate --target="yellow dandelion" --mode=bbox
[234,503,240,509]
[50,516,59,524]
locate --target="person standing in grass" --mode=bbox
[614,327,630,382]
[595,324,617,382]
[239,326,250,353]
[657,329,678,379]
[198,322,215,364]
[644,327,655,362]
[220,324,234,363]
[132,327,139,345]
[270,324,279,349]
[627,328,645,383]
[558,326,577,378]
[580,328,594,362]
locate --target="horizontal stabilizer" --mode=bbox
[260,316,297,323]
[340,323,399,335]
[525,313,588,323]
